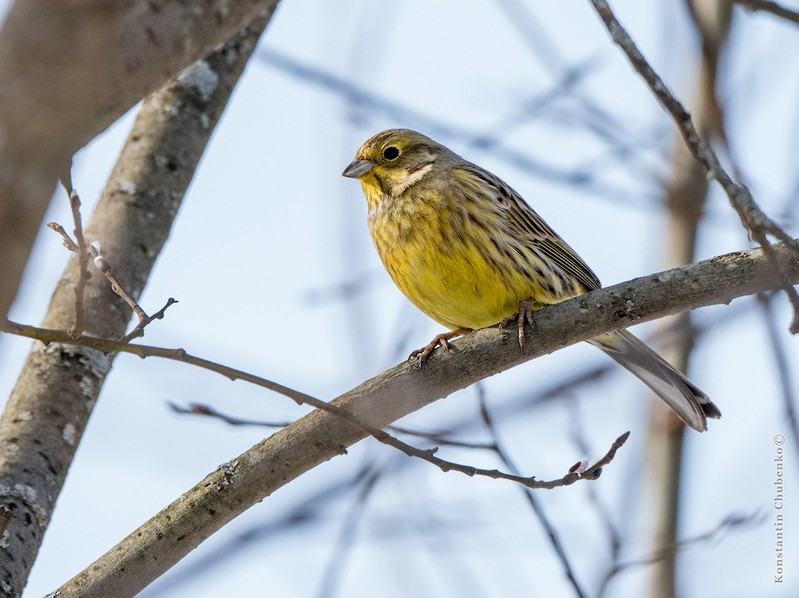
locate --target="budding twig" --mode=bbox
[87,243,178,342]
[48,183,176,342]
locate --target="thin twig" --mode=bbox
[734,0,799,25]
[596,511,763,595]
[753,230,799,332]
[68,190,90,338]
[477,383,589,598]
[0,320,627,491]
[46,216,87,338]
[756,293,799,457]
[167,402,294,428]
[317,464,381,598]
[589,0,799,332]
[170,401,497,449]
[566,398,624,587]
[46,222,79,252]
[55,178,93,339]
[86,243,178,342]
[48,214,176,341]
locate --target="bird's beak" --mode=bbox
[342,159,373,179]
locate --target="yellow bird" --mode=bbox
[343,129,720,432]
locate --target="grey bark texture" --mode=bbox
[53,241,799,598]
[0,0,280,324]
[0,13,276,596]
[645,2,731,596]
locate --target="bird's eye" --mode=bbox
[383,146,400,161]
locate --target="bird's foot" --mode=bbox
[500,300,536,351]
[409,328,471,364]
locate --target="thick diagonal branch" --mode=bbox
[52,241,799,598]
[0,15,275,597]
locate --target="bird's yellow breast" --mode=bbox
[365,184,556,331]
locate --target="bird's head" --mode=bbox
[342,129,446,201]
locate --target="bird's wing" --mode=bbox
[458,163,602,292]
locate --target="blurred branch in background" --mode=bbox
[734,0,799,24]
[642,1,732,597]
[258,47,660,210]
[590,0,799,332]
[597,510,764,597]
[477,384,588,598]
[0,13,276,596]
[316,463,383,598]
[494,0,665,172]
[757,293,799,457]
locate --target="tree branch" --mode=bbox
[644,3,731,595]
[589,0,799,332]
[0,15,276,596]
[0,0,280,322]
[1,315,630,491]
[47,240,799,597]
[734,0,799,25]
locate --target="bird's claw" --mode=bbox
[409,328,469,365]
[409,337,447,364]
[500,300,536,351]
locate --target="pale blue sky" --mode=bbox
[2,1,798,596]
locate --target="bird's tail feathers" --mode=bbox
[589,330,721,432]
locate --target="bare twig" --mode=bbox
[167,402,294,428]
[597,511,763,595]
[174,400,498,450]
[753,230,799,332]
[477,384,590,597]
[68,191,90,338]
[46,222,80,252]
[734,0,799,25]
[566,398,623,585]
[48,201,177,341]
[59,179,93,338]
[757,293,799,457]
[86,243,178,342]
[589,0,799,332]
[0,323,625,492]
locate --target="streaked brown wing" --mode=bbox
[460,163,602,292]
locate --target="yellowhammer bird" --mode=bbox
[342,128,721,432]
